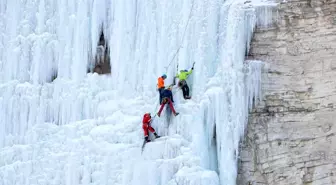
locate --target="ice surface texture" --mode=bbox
[0,0,274,184]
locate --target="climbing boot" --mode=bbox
[145,136,151,143]
[154,132,161,139]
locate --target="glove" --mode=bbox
[191,67,194,70]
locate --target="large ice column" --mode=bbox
[197,61,263,185]
[0,0,107,83]
[0,76,113,148]
[245,60,263,111]
[0,0,110,147]
[194,2,264,185]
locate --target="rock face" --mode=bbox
[238,0,336,184]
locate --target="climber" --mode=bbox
[175,66,193,99]
[157,74,167,103]
[142,113,160,143]
[157,86,179,117]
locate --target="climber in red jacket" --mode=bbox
[142,113,160,142]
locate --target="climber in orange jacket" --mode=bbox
[157,74,167,104]
[142,113,160,142]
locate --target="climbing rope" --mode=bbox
[151,0,195,119]
[164,0,195,73]
[151,102,160,118]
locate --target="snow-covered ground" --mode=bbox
[0,0,276,185]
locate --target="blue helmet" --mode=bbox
[183,69,188,72]
[162,74,167,79]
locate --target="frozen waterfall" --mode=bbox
[0,0,276,185]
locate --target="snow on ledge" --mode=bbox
[243,0,279,29]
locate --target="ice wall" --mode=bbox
[0,0,273,185]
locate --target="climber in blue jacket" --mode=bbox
[161,87,174,103]
[157,86,179,117]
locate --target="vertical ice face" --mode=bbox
[0,0,104,148]
[0,0,274,185]
[193,2,264,184]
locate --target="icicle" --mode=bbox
[255,3,278,29]
[245,60,264,109]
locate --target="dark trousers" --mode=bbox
[182,84,189,97]
[158,88,164,104]
[179,80,189,97]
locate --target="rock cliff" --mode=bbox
[238,0,336,184]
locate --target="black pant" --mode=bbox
[179,80,189,97]
[158,88,164,104]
